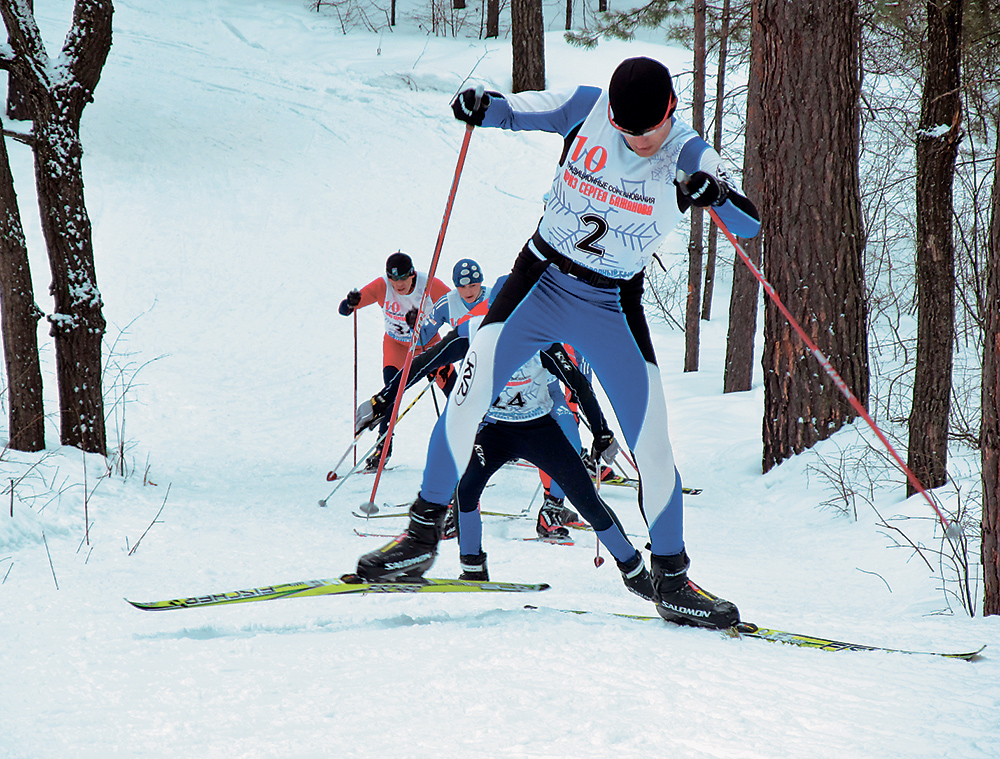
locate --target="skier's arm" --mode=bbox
[385,329,470,402]
[338,278,385,316]
[418,293,450,345]
[539,344,610,438]
[461,86,603,137]
[356,328,471,433]
[675,138,760,239]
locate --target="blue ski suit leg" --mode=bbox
[419,246,685,556]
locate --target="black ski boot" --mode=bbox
[651,550,739,629]
[441,502,457,540]
[458,551,489,581]
[364,438,392,473]
[356,496,447,581]
[536,495,579,540]
[616,551,654,601]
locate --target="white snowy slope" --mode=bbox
[1,1,998,758]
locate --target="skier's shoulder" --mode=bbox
[668,119,720,173]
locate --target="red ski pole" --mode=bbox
[708,208,959,538]
[360,119,478,513]
[353,310,358,467]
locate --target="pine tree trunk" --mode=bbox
[981,127,1000,617]
[486,0,499,38]
[757,0,868,472]
[511,0,544,92]
[0,120,44,451]
[907,0,963,495]
[701,0,731,323]
[684,0,707,373]
[724,0,763,394]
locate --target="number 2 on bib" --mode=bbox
[576,214,608,256]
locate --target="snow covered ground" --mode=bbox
[2,1,999,757]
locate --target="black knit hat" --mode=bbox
[385,251,415,280]
[608,57,677,135]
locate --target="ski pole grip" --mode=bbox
[472,84,485,112]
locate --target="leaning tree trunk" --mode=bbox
[0,118,44,451]
[982,123,1000,617]
[757,0,868,472]
[511,0,544,92]
[907,0,963,496]
[0,0,113,454]
[724,0,764,394]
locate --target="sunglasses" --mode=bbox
[387,269,415,282]
[606,94,677,137]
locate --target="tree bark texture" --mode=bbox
[485,0,499,38]
[757,0,869,473]
[0,0,113,454]
[982,129,1000,617]
[685,215,703,371]
[4,0,31,119]
[0,119,44,451]
[511,0,544,92]
[907,0,963,496]
[684,0,707,373]
[724,0,763,394]
[701,0,731,324]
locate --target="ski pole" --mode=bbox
[418,331,442,419]
[429,381,441,417]
[322,381,432,494]
[320,384,432,507]
[708,208,959,538]
[361,106,481,513]
[358,308,362,470]
[325,429,364,484]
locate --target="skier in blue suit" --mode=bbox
[356,57,760,629]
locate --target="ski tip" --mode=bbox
[358,501,379,515]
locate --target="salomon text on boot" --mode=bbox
[356,496,447,581]
[651,550,739,629]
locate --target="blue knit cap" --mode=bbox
[452,258,484,287]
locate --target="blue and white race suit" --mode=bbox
[419,86,760,557]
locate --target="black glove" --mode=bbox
[676,171,728,208]
[339,289,362,316]
[590,429,620,466]
[405,307,419,330]
[451,87,491,126]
